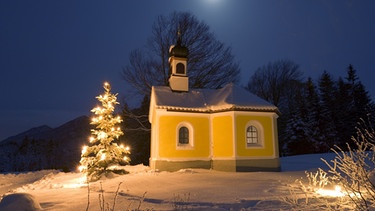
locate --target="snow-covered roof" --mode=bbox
[150,83,278,114]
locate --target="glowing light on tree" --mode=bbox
[79,82,130,181]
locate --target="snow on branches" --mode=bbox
[79,82,130,181]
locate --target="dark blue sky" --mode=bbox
[1,0,375,140]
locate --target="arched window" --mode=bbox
[246,125,258,145]
[176,63,185,74]
[245,120,264,148]
[176,122,194,149]
[179,126,189,144]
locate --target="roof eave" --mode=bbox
[155,105,279,114]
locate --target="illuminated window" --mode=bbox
[246,126,258,145]
[179,126,189,144]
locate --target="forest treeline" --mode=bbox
[283,65,374,155]
[248,62,374,156]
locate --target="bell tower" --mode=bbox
[168,32,189,92]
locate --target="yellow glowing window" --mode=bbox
[246,126,258,145]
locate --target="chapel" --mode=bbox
[148,36,280,172]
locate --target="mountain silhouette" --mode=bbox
[0,116,90,172]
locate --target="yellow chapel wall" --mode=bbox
[234,112,278,158]
[212,113,234,158]
[157,112,210,159]
[149,107,158,161]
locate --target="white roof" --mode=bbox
[150,83,278,114]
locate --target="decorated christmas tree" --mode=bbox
[79,82,130,181]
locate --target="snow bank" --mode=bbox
[0,153,338,210]
[0,193,42,211]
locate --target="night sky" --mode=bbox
[1,0,375,140]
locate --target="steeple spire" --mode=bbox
[168,31,189,92]
[177,29,182,46]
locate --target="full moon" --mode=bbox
[203,0,224,6]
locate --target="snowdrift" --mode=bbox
[0,153,334,210]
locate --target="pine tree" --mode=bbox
[346,64,375,122]
[305,78,329,152]
[318,71,338,149]
[79,82,130,181]
[335,77,353,148]
[285,87,315,155]
[332,65,375,148]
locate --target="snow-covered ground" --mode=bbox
[0,153,338,210]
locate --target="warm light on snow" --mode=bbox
[60,175,88,189]
[1,153,356,210]
[316,185,345,197]
[78,165,86,172]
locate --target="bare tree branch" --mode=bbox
[122,11,240,97]
[247,59,303,110]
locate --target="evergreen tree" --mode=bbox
[318,71,338,149]
[324,64,375,149]
[346,64,375,122]
[283,65,374,155]
[285,87,315,155]
[285,78,330,154]
[79,82,130,181]
[305,78,329,152]
[337,65,375,148]
[334,77,353,148]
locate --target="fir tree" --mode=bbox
[327,65,375,148]
[305,78,328,152]
[346,64,375,122]
[318,71,338,149]
[285,87,315,155]
[341,65,375,148]
[334,77,353,148]
[79,82,130,181]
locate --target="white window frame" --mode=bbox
[245,120,264,148]
[176,122,194,149]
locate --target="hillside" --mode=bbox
[0,116,90,172]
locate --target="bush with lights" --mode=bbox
[79,82,130,181]
[283,116,375,210]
